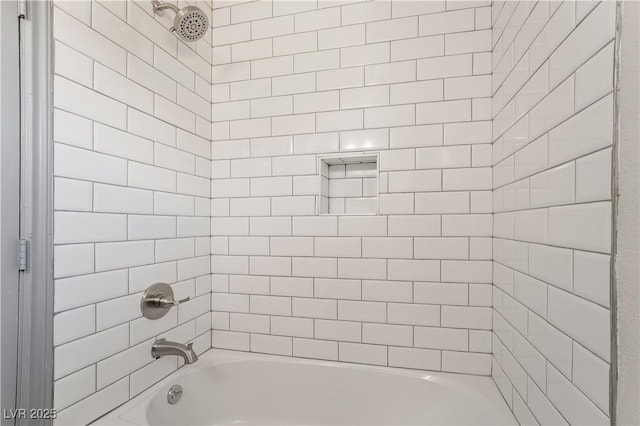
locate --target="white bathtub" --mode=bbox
[94,349,516,425]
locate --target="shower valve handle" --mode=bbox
[141,283,190,320]
[155,295,190,308]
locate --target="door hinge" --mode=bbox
[18,239,29,271]
[18,0,27,19]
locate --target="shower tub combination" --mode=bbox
[94,350,516,425]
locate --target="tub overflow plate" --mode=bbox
[167,385,183,405]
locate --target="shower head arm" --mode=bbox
[152,0,180,14]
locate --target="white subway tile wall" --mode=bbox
[491,1,614,424]
[50,0,617,424]
[52,0,212,422]
[211,0,495,379]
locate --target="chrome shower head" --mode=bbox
[152,1,209,43]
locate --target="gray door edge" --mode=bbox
[15,1,54,424]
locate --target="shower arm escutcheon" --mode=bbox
[152,0,179,13]
[151,0,179,32]
[141,282,190,319]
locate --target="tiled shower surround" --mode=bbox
[51,0,213,423]
[50,0,616,424]
[490,1,615,424]
[209,0,496,374]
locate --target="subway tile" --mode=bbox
[96,293,142,331]
[548,1,615,87]
[390,124,443,149]
[54,41,93,88]
[529,162,575,208]
[231,0,272,24]
[292,257,338,278]
[317,67,364,91]
[92,2,152,62]
[546,364,609,425]
[273,32,317,56]
[414,237,468,260]
[419,8,474,36]
[54,378,129,426]
[366,16,417,43]
[271,316,313,338]
[317,110,364,132]
[527,377,568,425]
[445,29,491,55]
[314,278,361,301]
[295,7,340,32]
[388,170,440,192]
[341,86,389,109]
[418,54,472,80]
[128,109,176,147]
[316,319,361,342]
[365,60,416,86]
[548,202,612,253]
[390,80,443,105]
[95,63,153,114]
[442,260,491,283]
[530,76,575,140]
[293,338,338,361]
[53,109,93,149]
[363,323,412,346]
[548,286,610,361]
[340,128,388,151]
[53,305,96,346]
[417,99,471,124]
[55,76,127,129]
[54,324,129,379]
[576,148,612,203]
[442,351,491,375]
[528,311,573,376]
[54,365,95,411]
[362,280,412,303]
[574,251,610,308]
[575,41,614,111]
[338,259,386,280]
[272,73,315,95]
[443,168,492,191]
[213,62,250,84]
[251,334,292,356]
[572,342,610,414]
[252,15,294,39]
[54,178,92,212]
[315,237,361,258]
[414,326,468,351]
[548,95,613,167]
[416,145,470,169]
[53,7,126,74]
[273,0,316,16]
[95,240,154,271]
[319,24,365,50]
[338,342,387,366]
[341,43,390,68]
[342,1,390,25]
[211,330,250,351]
[292,298,337,319]
[414,282,468,306]
[388,259,439,282]
[295,91,340,114]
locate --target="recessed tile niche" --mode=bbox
[318,154,379,215]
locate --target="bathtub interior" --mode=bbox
[95,350,516,426]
